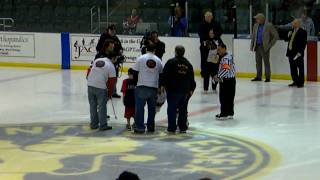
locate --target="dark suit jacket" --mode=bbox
[286,28,307,59]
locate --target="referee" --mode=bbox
[213,44,236,120]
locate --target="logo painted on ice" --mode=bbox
[0,124,280,180]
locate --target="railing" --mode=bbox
[90,6,101,34]
[0,18,14,31]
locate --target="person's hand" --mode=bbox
[203,41,207,47]
[213,75,220,82]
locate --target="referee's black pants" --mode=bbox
[219,78,236,116]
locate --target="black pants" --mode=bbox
[219,78,236,116]
[203,62,219,91]
[289,56,304,86]
[200,47,219,90]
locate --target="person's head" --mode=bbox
[204,11,213,23]
[107,24,116,36]
[217,43,227,56]
[209,29,215,39]
[131,8,137,16]
[292,18,302,29]
[151,31,159,42]
[254,13,265,24]
[103,39,115,54]
[117,171,140,180]
[175,45,185,58]
[128,68,134,79]
[175,6,183,17]
[146,43,156,53]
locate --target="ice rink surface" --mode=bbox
[0,67,319,180]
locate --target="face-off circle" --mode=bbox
[0,124,280,180]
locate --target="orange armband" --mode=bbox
[222,64,230,69]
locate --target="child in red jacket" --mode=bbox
[121,68,136,130]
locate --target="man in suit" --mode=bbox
[286,18,307,88]
[250,13,279,82]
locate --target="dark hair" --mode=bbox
[107,24,116,31]
[146,43,156,52]
[103,39,114,52]
[218,43,227,49]
[117,171,140,180]
[128,68,134,75]
[151,31,158,36]
[175,45,185,57]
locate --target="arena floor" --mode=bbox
[0,67,319,180]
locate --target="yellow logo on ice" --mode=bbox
[0,124,280,180]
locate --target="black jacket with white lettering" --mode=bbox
[162,57,196,94]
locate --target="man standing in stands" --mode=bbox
[87,40,116,130]
[151,31,166,60]
[198,11,222,93]
[162,45,196,133]
[96,25,123,98]
[286,18,307,88]
[214,44,236,120]
[250,13,278,82]
[132,43,163,133]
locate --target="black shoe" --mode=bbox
[147,129,155,133]
[167,130,176,135]
[265,79,270,82]
[126,124,131,131]
[134,129,145,134]
[112,94,121,98]
[90,126,99,130]
[251,77,262,81]
[288,83,297,87]
[216,114,228,121]
[100,126,112,131]
[297,85,304,88]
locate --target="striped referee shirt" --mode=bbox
[218,52,236,79]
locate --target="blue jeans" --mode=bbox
[134,86,157,131]
[167,92,188,132]
[88,86,108,129]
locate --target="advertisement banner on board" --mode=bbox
[70,34,142,63]
[0,33,35,57]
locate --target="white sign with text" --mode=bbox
[70,34,142,63]
[0,33,35,57]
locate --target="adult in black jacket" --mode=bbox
[162,45,196,133]
[96,25,123,97]
[151,31,166,60]
[198,11,223,92]
[286,19,307,88]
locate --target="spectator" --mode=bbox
[96,25,123,98]
[198,11,223,92]
[204,28,223,93]
[117,171,140,180]
[286,18,307,88]
[250,13,279,82]
[123,8,141,35]
[168,6,188,37]
[121,68,136,131]
[132,44,163,133]
[277,8,315,37]
[213,44,236,120]
[162,45,196,133]
[151,31,166,60]
[87,40,116,131]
